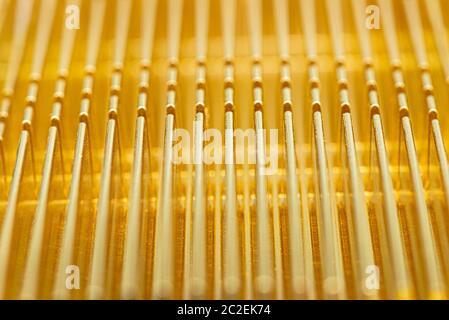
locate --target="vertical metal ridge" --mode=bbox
[325,0,377,299]
[0,0,58,298]
[120,0,158,300]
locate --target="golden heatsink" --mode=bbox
[0,0,449,300]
